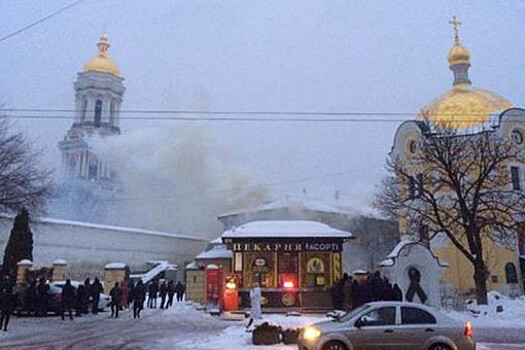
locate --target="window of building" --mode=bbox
[511,166,521,191]
[512,129,524,145]
[81,99,87,122]
[401,307,436,325]
[278,253,298,288]
[234,252,243,272]
[491,275,499,284]
[357,307,396,327]
[94,100,102,127]
[110,100,116,125]
[306,257,325,287]
[252,257,268,287]
[88,163,98,180]
[505,263,518,284]
[416,173,424,198]
[408,176,416,199]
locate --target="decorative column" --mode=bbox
[104,262,127,294]
[52,259,68,281]
[16,259,33,285]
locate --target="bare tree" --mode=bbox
[380,121,525,304]
[0,117,53,213]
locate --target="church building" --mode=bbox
[390,17,524,297]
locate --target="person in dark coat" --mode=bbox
[75,284,85,316]
[166,281,175,308]
[147,280,158,308]
[110,282,120,318]
[0,275,14,331]
[392,283,403,301]
[91,278,103,315]
[350,279,361,308]
[25,280,37,316]
[175,281,185,302]
[61,279,75,320]
[133,281,146,319]
[370,271,385,302]
[36,278,49,317]
[82,278,91,314]
[330,278,345,310]
[159,281,168,309]
[128,280,135,309]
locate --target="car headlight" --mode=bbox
[303,327,321,341]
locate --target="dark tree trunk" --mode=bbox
[473,260,488,305]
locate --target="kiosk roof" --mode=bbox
[221,220,352,239]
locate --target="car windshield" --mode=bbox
[336,304,371,322]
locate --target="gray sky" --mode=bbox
[1,0,525,209]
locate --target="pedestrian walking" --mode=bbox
[393,283,403,301]
[0,275,14,331]
[147,280,158,308]
[25,280,37,316]
[246,283,262,329]
[133,280,146,319]
[119,280,129,310]
[91,277,103,315]
[36,278,49,317]
[82,278,91,314]
[166,280,175,308]
[61,279,75,321]
[110,282,120,318]
[159,281,167,309]
[75,283,85,316]
[175,281,185,302]
[342,273,352,311]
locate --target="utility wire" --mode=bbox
[0,0,87,44]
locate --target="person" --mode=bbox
[36,278,49,317]
[166,280,175,308]
[0,275,14,331]
[393,283,403,301]
[75,283,85,316]
[127,280,135,309]
[370,271,385,302]
[82,278,91,314]
[246,283,262,329]
[133,280,146,319]
[159,281,168,309]
[147,280,158,308]
[25,280,37,316]
[119,280,129,310]
[110,282,120,318]
[175,281,185,302]
[342,273,353,311]
[91,277,103,315]
[61,279,75,321]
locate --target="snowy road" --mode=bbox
[0,303,524,350]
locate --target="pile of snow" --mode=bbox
[252,314,329,330]
[448,291,525,328]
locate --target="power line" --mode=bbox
[100,165,382,203]
[0,0,87,44]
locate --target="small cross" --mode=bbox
[449,15,461,45]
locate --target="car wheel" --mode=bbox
[429,344,452,350]
[322,341,347,350]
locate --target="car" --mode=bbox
[298,301,475,350]
[50,280,111,311]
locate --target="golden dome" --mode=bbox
[447,44,470,66]
[82,33,120,76]
[419,85,512,129]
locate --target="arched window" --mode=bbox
[94,100,102,127]
[109,100,116,126]
[80,99,88,122]
[306,257,325,287]
[505,263,518,284]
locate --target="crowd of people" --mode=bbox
[0,273,186,331]
[331,271,403,311]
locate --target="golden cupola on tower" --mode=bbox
[419,16,512,129]
[82,33,120,76]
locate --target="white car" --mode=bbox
[298,301,475,350]
[50,280,111,310]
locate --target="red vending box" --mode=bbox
[223,274,239,311]
[205,265,223,314]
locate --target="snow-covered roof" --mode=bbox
[382,239,448,268]
[195,245,232,260]
[0,213,207,242]
[222,220,352,239]
[17,259,33,266]
[53,259,67,266]
[352,269,368,275]
[185,261,201,270]
[105,262,127,269]
[206,264,219,269]
[387,238,416,259]
[209,237,223,244]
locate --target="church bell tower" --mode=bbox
[59,33,125,185]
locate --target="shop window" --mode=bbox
[252,257,268,287]
[505,263,518,284]
[278,253,298,288]
[234,252,243,272]
[306,257,325,287]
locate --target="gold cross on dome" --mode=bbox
[449,15,461,45]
